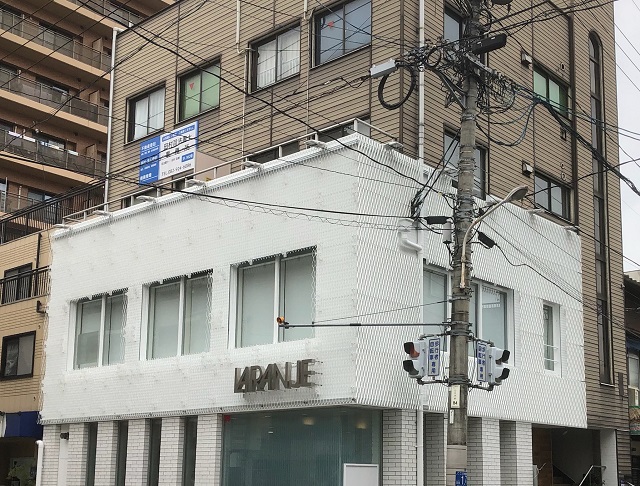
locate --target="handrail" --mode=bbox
[0,127,106,176]
[578,465,606,486]
[68,0,142,26]
[0,68,109,125]
[0,266,50,304]
[0,7,111,70]
[63,118,396,222]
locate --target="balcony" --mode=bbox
[0,8,110,71]
[69,0,143,26]
[0,185,104,243]
[0,266,50,304]
[0,68,108,126]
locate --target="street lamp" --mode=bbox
[459,185,528,288]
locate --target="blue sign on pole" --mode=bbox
[139,136,161,184]
[477,341,487,382]
[455,471,468,486]
[427,337,441,377]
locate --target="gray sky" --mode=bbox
[615,0,640,271]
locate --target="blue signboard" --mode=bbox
[456,471,467,486]
[477,341,487,382]
[138,121,198,184]
[427,337,441,377]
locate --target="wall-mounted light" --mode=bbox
[521,161,533,177]
[302,416,315,426]
[521,50,533,68]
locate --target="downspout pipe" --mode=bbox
[35,439,44,486]
[416,0,425,484]
[104,27,122,211]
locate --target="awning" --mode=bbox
[3,411,42,439]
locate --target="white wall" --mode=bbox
[41,135,586,429]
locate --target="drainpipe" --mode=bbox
[35,439,44,486]
[104,27,122,211]
[416,1,425,484]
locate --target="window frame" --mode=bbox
[533,65,570,117]
[143,272,212,360]
[177,61,221,122]
[0,331,36,380]
[542,302,561,375]
[127,85,166,142]
[230,248,316,349]
[251,25,302,91]
[533,172,571,220]
[443,129,487,199]
[313,0,372,66]
[72,291,127,370]
[2,263,33,304]
[443,7,464,43]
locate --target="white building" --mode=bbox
[39,135,597,485]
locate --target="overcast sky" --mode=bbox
[615,0,640,272]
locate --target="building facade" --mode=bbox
[36,0,628,484]
[40,137,600,485]
[0,0,169,480]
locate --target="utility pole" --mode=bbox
[446,0,482,484]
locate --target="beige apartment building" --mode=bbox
[28,0,628,484]
[0,0,169,482]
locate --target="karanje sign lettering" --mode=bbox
[234,359,315,393]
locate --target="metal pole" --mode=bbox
[446,1,482,484]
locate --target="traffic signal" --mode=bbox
[403,340,427,380]
[487,346,510,386]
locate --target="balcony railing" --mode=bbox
[0,8,111,70]
[69,0,143,26]
[0,68,109,126]
[0,128,106,177]
[0,184,104,244]
[0,266,50,304]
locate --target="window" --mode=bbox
[254,27,301,89]
[116,421,128,486]
[533,67,569,116]
[182,417,197,486]
[423,268,449,351]
[315,0,371,65]
[27,188,54,204]
[86,423,98,486]
[444,8,463,43]
[147,273,211,359]
[74,292,126,369]
[245,141,300,165]
[468,283,509,354]
[222,408,381,486]
[630,354,639,389]
[443,131,486,199]
[2,264,33,303]
[318,118,370,142]
[35,132,66,150]
[534,173,571,219]
[178,64,220,121]
[147,419,161,486]
[129,87,165,141]
[543,304,560,373]
[235,249,315,347]
[1,332,35,378]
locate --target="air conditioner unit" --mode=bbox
[629,387,640,407]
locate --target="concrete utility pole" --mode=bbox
[446,0,482,484]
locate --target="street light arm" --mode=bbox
[459,185,528,289]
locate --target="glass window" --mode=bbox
[315,0,371,65]
[444,9,463,43]
[543,304,560,372]
[75,292,126,369]
[481,286,507,350]
[630,354,640,389]
[533,173,570,220]
[2,263,33,303]
[147,419,161,486]
[129,87,165,141]
[86,423,98,486]
[147,274,211,359]
[116,421,128,486]
[182,417,197,486]
[255,28,301,89]
[236,250,315,348]
[222,408,381,486]
[532,67,569,116]
[179,64,220,120]
[1,332,35,378]
[443,132,486,199]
